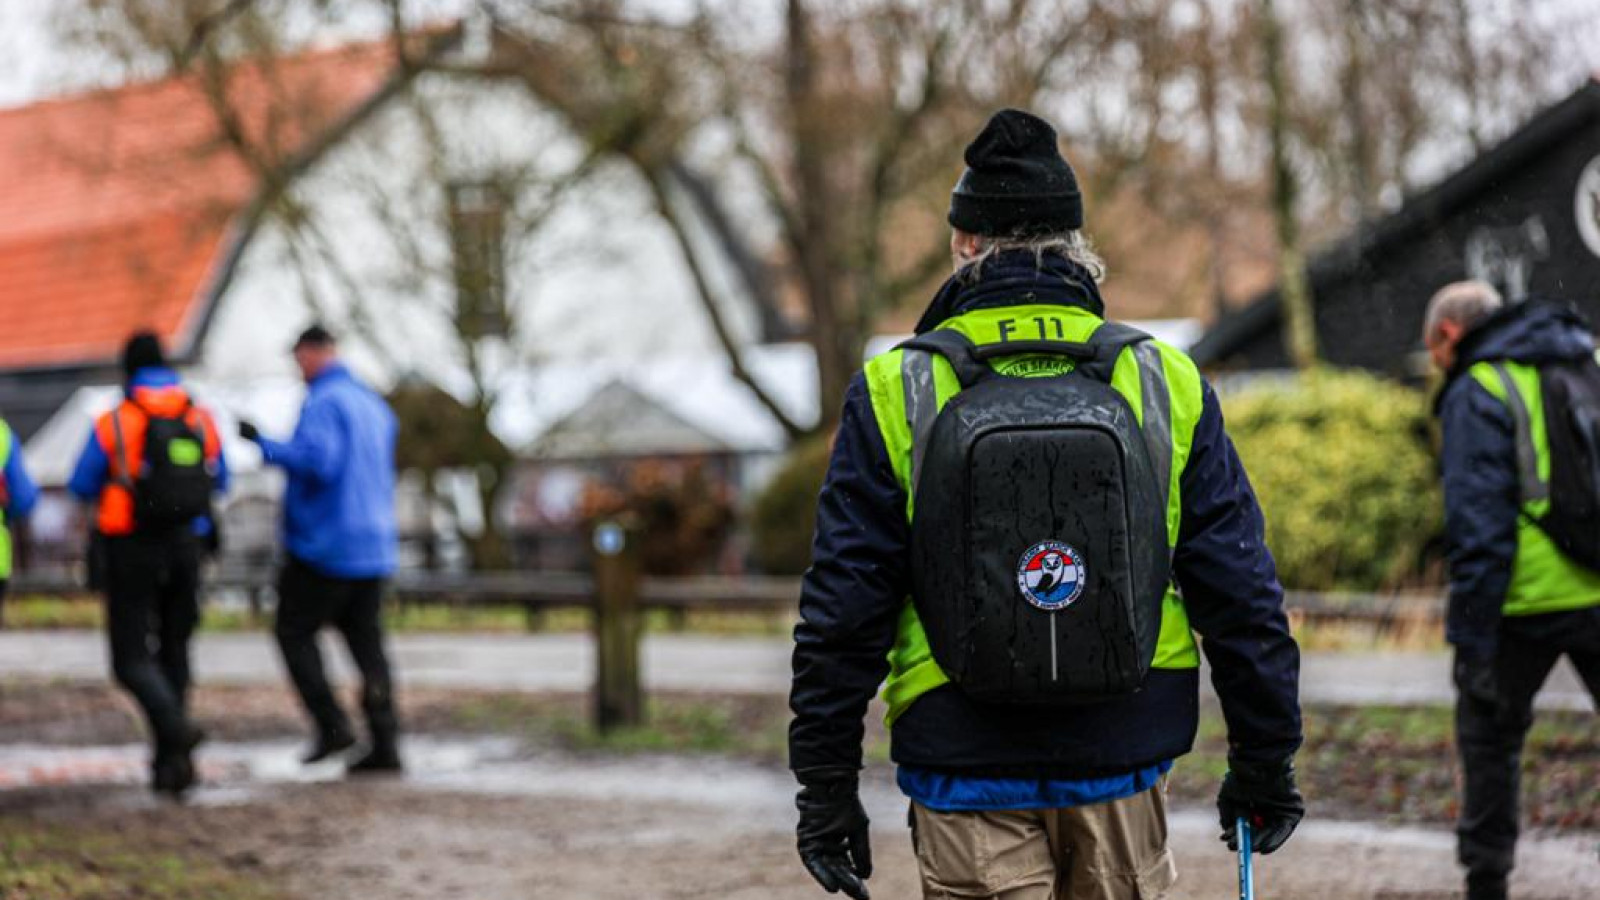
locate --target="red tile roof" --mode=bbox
[0,41,401,370]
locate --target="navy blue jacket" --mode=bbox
[789,253,1302,777]
[1435,300,1597,658]
[255,363,398,579]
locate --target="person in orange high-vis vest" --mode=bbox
[69,332,230,799]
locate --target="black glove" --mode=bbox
[795,768,871,900]
[1218,756,1304,855]
[1453,650,1500,709]
[238,420,260,443]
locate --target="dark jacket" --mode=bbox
[1435,300,1597,658]
[68,367,230,537]
[789,252,1303,777]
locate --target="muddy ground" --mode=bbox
[2,680,1597,900]
[7,761,1599,900]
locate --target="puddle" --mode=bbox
[0,736,523,800]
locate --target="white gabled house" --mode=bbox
[0,22,802,570]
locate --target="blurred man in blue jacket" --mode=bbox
[240,325,402,773]
[0,412,39,626]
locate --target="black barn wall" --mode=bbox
[1204,91,1600,376]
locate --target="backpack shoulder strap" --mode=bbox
[108,404,137,490]
[896,329,990,389]
[895,330,986,494]
[1084,322,1177,534]
[1488,362,1548,506]
[1077,321,1152,383]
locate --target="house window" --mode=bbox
[447,181,508,338]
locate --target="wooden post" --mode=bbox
[591,519,643,732]
[523,601,546,633]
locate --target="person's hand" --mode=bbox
[237,420,260,443]
[1453,650,1500,708]
[1217,756,1304,854]
[795,768,872,899]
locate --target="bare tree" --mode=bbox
[49,0,1586,400]
[475,0,1183,424]
[1257,0,1318,368]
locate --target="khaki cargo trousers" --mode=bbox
[909,780,1177,900]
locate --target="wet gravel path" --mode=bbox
[4,741,1596,900]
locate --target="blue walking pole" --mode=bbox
[1237,817,1255,900]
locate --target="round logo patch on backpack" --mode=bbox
[1016,541,1087,611]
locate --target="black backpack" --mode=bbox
[1534,354,1600,570]
[112,402,215,532]
[898,323,1172,705]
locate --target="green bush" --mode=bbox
[749,435,834,575]
[1220,368,1441,592]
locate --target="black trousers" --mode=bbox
[1456,606,1600,881]
[274,556,399,749]
[103,534,201,751]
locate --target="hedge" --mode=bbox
[749,435,833,576]
[1219,368,1441,592]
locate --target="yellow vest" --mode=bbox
[863,305,1206,724]
[1468,361,1600,616]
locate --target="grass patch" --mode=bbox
[428,693,1593,830]
[0,595,796,636]
[0,595,104,630]
[1289,614,1446,652]
[0,819,286,900]
[1170,703,1600,829]
[436,691,797,761]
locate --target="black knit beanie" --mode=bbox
[948,109,1083,238]
[122,331,165,379]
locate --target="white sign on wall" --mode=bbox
[1465,215,1548,301]
[1575,154,1600,260]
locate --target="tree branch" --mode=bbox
[176,0,258,68]
[643,167,807,440]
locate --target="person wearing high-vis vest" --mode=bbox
[68,332,229,798]
[0,414,40,626]
[1424,281,1600,900]
[789,110,1303,900]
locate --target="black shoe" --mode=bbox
[346,746,403,776]
[1466,872,1508,900]
[151,726,206,798]
[151,753,195,799]
[300,728,357,765]
[181,725,207,756]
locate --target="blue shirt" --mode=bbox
[255,363,398,578]
[2,423,37,522]
[67,367,230,534]
[898,761,1172,812]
